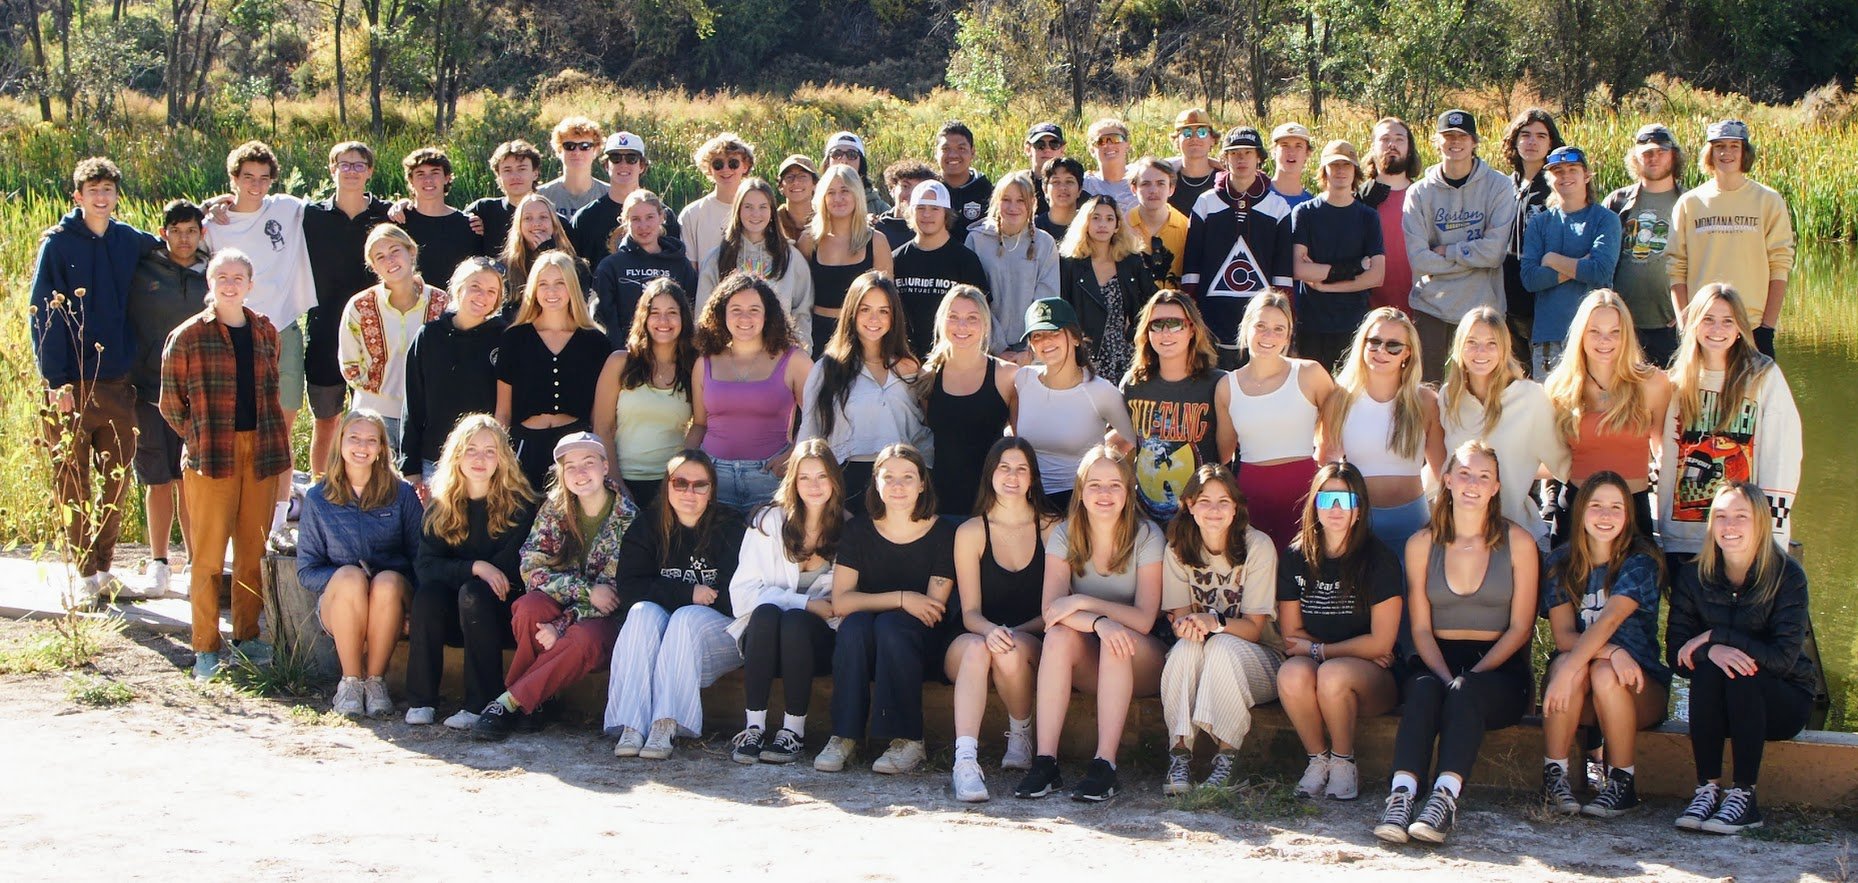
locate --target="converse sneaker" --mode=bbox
[404,706,436,726]
[1543,762,1581,815]
[1373,787,1415,843]
[1700,786,1763,834]
[759,728,803,764]
[1071,757,1119,802]
[331,676,366,717]
[814,736,856,772]
[1324,756,1359,800]
[471,702,517,741]
[1001,727,1034,770]
[362,677,394,719]
[1581,768,1641,818]
[952,757,990,802]
[640,718,677,760]
[730,726,765,764]
[612,726,645,757]
[1014,755,1064,799]
[872,739,926,775]
[1163,750,1193,796]
[1674,782,1721,831]
[1203,751,1238,789]
[1407,787,1458,844]
[1296,753,1331,798]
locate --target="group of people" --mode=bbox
[27,103,1809,844]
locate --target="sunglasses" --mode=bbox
[606,153,643,165]
[1364,336,1408,355]
[1096,133,1129,146]
[1634,132,1674,147]
[333,161,371,173]
[1176,126,1214,139]
[1314,490,1358,511]
[828,148,862,162]
[710,158,745,171]
[1030,137,1064,150]
[669,477,714,494]
[1147,317,1190,334]
[561,141,596,152]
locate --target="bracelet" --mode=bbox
[1312,642,1326,663]
[1214,611,1228,631]
[1091,614,1109,634]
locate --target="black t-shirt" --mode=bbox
[945,171,995,243]
[467,197,515,257]
[874,214,914,252]
[1275,540,1403,644]
[837,516,958,596]
[1289,198,1385,334]
[1120,369,1227,522]
[303,196,392,313]
[401,208,482,290]
[890,239,991,356]
[227,321,258,431]
[1170,166,1217,217]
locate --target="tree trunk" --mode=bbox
[55,0,73,120]
[23,0,54,121]
[334,0,348,127]
[1305,9,1322,120]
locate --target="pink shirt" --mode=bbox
[701,348,798,461]
[1372,188,1413,315]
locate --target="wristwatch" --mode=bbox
[1213,611,1228,630]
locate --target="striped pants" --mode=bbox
[604,602,743,737]
[1160,634,1284,749]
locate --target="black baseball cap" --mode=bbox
[1436,109,1478,139]
[1026,122,1066,146]
[1221,126,1264,152]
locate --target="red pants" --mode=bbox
[506,592,619,711]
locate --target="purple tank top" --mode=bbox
[702,348,798,461]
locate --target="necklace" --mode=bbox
[1587,369,1613,407]
[1179,169,1213,188]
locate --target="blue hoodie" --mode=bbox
[30,208,161,387]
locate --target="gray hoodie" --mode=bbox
[1400,157,1518,323]
[964,220,1060,352]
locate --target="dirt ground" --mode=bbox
[2,618,1852,881]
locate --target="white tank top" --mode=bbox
[1227,361,1318,463]
[1339,392,1426,477]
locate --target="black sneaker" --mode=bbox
[1700,786,1763,834]
[518,702,548,733]
[1581,768,1641,818]
[1542,762,1580,815]
[759,728,803,764]
[731,726,765,764]
[1014,755,1064,799]
[471,702,517,742]
[1071,757,1119,802]
[1407,787,1458,844]
[1373,787,1415,843]
[1674,782,1721,831]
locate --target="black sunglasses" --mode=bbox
[710,158,744,171]
[1364,336,1408,355]
[606,153,643,165]
[561,141,596,152]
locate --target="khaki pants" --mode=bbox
[183,432,280,652]
[42,377,137,577]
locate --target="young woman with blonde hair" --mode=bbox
[339,223,450,445]
[496,251,614,490]
[1225,290,1335,546]
[799,165,894,355]
[1441,304,1569,547]
[1319,307,1445,553]
[400,257,506,493]
[922,285,1019,515]
[500,193,592,308]
[966,170,1060,355]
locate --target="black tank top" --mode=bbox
[979,515,1045,628]
[927,359,1011,515]
[807,244,876,311]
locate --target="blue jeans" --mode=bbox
[1370,495,1430,557]
[714,456,781,513]
[1530,341,1566,379]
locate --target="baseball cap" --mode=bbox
[1221,126,1265,153]
[1026,122,1066,145]
[1544,145,1588,168]
[911,180,952,209]
[1436,109,1478,139]
[1271,122,1313,146]
[1706,119,1751,144]
[603,131,646,160]
[777,154,819,180]
[1318,140,1361,171]
[1633,123,1677,149]
[825,131,865,157]
[1173,107,1216,130]
[552,431,606,462]
[1021,297,1081,342]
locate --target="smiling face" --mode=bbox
[941,295,986,353]
[330,150,373,192]
[1581,305,1625,367]
[1708,140,1745,175]
[1361,319,1411,375]
[1708,488,1757,560]
[791,457,834,512]
[1245,304,1292,358]
[937,133,974,181]
[1546,162,1590,205]
[666,459,714,523]
[991,448,1033,504]
[1437,131,1476,164]
[557,449,608,498]
[1028,328,1075,367]
[875,456,924,513]
[624,201,663,246]
[341,419,386,472]
[645,293,682,345]
[708,150,749,188]
[531,264,571,315]
[998,184,1031,232]
[1044,169,1081,211]
[459,269,503,322]
[233,161,275,201]
[519,201,555,244]
[725,288,766,342]
[459,428,502,487]
[738,190,774,238]
[367,237,415,285]
[74,179,119,218]
[824,176,857,220]
[912,202,947,238]
[1188,481,1238,535]
[1146,302,1191,361]
[852,286,892,344]
[495,156,538,198]
[1091,129,1129,167]
[779,168,817,209]
[1457,319,1504,379]
[1080,458,1128,520]
[1694,298,1742,360]
[1581,482,1629,550]
[209,259,252,307]
[1134,167,1173,209]
[407,163,451,201]
[605,152,644,189]
[1445,450,1499,513]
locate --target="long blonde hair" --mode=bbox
[1059,195,1140,261]
[1697,481,1788,607]
[321,410,404,510]
[512,251,601,330]
[1426,439,1507,549]
[501,193,580,303]
[424,415,536,547]
[1541,290,1659,445]
[921,284,993,377]
[1669,283,1774,434]
[984,170,1041,260]
[1440,306,1524,437]
[1322,307,1426,461]
[808,164,873,252]
[1062,445,1143,578]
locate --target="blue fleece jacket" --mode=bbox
[296,479,426,595]
[1520,202,1621,344]
[30,208,161,387]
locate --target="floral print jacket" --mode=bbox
[519,479,639,623]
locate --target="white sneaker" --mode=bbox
[639,719,676,760]
[404,706,436,725]
[613,726,645,757]
[872,738,926,775]
[814,736,856,772]
[1325,757,1360,800]
[362,677,394,718]
[1296,753,1331,797]
[1001,728,1034,770]
[332,677,365,716]
[67,573,102,610]
[93,571,130,603]
[953,758,990,802]
[443,709,480,730]
[145,560,173,598]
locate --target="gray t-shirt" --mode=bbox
[537,176,610,215]
[1046,519,1164,605]
[1603,184,1680,329]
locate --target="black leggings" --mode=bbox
[740,603,835,716]
[405,578,516,711]
[1393,638,1533,782]
[1685,662,1812,787]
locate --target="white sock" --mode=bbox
[1390,772,1419,794]
[1546,756,1569,775]
[1008,715,1031,736]
[783,713,806,736]
[954,735,978,761]
[270,501,290,533]
[1434,774,1463,797]
[745,708,767,730]
[1616,764,1635,776]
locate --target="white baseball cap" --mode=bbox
[825,131,866,156]
[911,180,952,209]
[603,131,646,160]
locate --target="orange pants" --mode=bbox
[183,432,282,653]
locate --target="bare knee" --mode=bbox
[1278,657,1318,694]
[1587,658,1624,694]
[1315,664,1357,701]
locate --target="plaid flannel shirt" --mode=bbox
[158,306,292,479]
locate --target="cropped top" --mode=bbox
[1425,534,1515,633]
[1338,392,1426,478]
[1567,410,1653,483]
[1228,361,1318,463]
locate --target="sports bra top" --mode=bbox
[1228,360,1318,462]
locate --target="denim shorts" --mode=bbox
[713,456,781,513]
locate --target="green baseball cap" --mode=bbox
[1021,297,1080,343]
